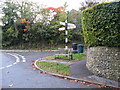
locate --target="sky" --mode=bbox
[26,0,85,11]
[32,0,84,10]
[24,0,116,10]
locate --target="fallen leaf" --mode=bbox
[40,71,43,73]
[31,60,35,62]
[33,68,38,70]
[70,80,74,82]
[31,63,34,66]
[42,72,47,74]
[74,80,78,82]
[64,78,67,80]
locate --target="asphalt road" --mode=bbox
[0,51,97,88]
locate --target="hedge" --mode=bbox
[82,2,120,47]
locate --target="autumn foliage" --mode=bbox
[44,6,64,12]
[16,18,30,32]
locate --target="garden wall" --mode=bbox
[86,46,120,81]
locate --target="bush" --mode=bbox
[82,2,120,47]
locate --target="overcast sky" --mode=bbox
[0,0,86,11]
[24,0,86,11]
[23,0,116,10]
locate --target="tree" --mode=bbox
[2,0,19,46]
[17,1,41,23]
[43,6,66,45]
[2,0,18,27]
[79,0,111,11]
[2,0,90,48]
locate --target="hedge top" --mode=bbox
[82,2,120,47]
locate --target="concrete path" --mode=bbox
[70,60,93,78]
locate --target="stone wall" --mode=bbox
[86,46,120,81]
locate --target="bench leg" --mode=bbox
[70,54,73,60]
[55,55,56,59]
[71,54,73,60]
[55,55,59,59]
[68,54,72,60]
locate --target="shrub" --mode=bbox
[82,2,120,47]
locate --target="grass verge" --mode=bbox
[45,53,87,61]
[36,61,70,76]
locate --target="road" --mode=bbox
[0,51,97,88]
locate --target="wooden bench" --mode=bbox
[55,48,73,60]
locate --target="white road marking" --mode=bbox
[6,65,13,68]
[22,59,26,62]
[0,53,26,69]
[20,55,26,62]
[14,54,26,63]
[0,67,5,69]
[9,83,13,87]
[13,62,17,65]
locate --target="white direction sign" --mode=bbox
[60,22,66,26]
[59,22,76,31]
[59,27,66,31]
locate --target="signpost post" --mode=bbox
[59,19,76,54]
[65,19,68,53]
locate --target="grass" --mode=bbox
[36,61,70,76]
[45,53,87,61]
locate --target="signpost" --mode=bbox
[59,22,76,31]
[59,21,76,53]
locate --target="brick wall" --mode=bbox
[86,46,120,81]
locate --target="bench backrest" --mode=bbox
[58,48,72,54]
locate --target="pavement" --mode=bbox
[70,60,119,88]
[70,60,93,78]
[35,58,119,88]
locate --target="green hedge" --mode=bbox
[82,2,120,47]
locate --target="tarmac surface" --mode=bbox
[1,51,98,88]
[70,60,93,78]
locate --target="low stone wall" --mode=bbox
[86,46,120,81]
